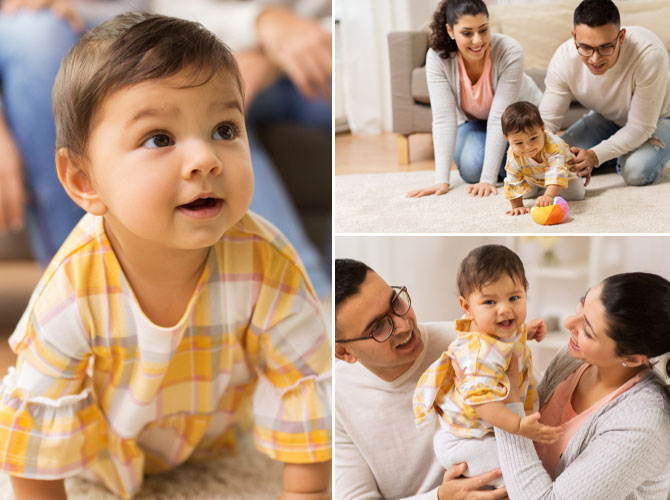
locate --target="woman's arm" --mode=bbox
[426,49,459,187]
[10,476,67,500]
[496,358,670,500]
[479,36,525,185]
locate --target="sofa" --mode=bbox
[388,0,670,164]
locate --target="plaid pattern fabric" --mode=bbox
[504,130,578,200]
[0,212,331,498]
[413,319,537,438]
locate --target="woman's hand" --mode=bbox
[406,182,449,198]
[466,183,498,197]
[438,463,508,500]
[1,0,84,33]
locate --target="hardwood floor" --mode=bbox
[335,131,436,175]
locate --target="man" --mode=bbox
[334,259,507,500]
[540,0,670,186]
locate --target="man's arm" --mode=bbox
[539,45,573,133]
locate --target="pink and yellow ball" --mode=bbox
[530,196,569,225]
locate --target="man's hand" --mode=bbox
[256,7,331,100]
[518,413,563,444]
[534,195,553,207]
[235,48,282,108]
[505,206,530,216]
[0,118,26,235]
[466,183,498,197]
[438,463,508,500]
[568,147,598,187]
[527,319,546,342]
[1,0,83,33]
[406,182,450,198]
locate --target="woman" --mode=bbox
[497,272,670,499]
[407,0,542,198]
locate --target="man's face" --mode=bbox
[572,23,625,75]
[335,271,423,381]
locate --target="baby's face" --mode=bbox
[506,126,545,162]
[461,274,527,339]
[84,69,252,252]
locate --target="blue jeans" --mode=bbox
[0,10,84,266]
[246,77,331,296]
[454,120,507,183]
[561,111,670,186]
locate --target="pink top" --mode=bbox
[458,46,494,121]
[535,364,649,479]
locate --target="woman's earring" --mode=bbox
[622,362,628,367]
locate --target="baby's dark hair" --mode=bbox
[501,101,544,137]
[430,0,489,59]
[574,0,620,28]
[53,12,243,156]
[600,272,670,380]
[457,245,528,298]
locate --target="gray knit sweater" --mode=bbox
[495,347,670,500]
[426,33,543,186]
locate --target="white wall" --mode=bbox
[335,235,670,324]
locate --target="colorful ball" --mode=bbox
[530,196,569,225]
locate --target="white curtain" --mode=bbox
[339,0,438,134]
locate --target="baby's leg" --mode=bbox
[560,178,586,201]
[522,184,540,199]
[433,429,504,488]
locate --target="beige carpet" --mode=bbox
[0,443,282,499]
[335,167,670,233]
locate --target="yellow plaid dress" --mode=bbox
[504,130,578,200]
[413,319,537,438]
[0,212,331,498]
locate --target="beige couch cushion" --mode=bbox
[488,0,670,70]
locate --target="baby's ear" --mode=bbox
[55,148,107,216]
[458,296,472,318]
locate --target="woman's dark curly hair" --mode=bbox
[430,0,489,59]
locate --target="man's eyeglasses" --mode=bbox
[574,29,622,57]
[335,286,411,343]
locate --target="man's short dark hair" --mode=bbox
[457,245,528,298]
[574,0,620,28]
[335,259,372,308]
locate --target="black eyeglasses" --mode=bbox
[574,29,622,57]
[336,286,411,343]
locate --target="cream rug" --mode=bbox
[335,167,670,233]
[0,444,282,499]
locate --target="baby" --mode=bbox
[502,101,585,216]
[413,245,561,487]
[0,13,331,499]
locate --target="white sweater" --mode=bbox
[334,322,456,500]
[539,26,670,165]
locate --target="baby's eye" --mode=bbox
[142,134,173,148]
[213,123,237,141]
[510,295,521,302]
[483,300,495,305]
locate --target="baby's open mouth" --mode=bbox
[179,197,220,210]
[497,319,514,329]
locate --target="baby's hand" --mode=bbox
[527,319,546,342]
[519,413,563,444]
[535,195,554,207]
[506,206,531,216]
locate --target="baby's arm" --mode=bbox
[507,196,530,216]
[473,401,561,444]
[10,476,67,500]
[280,461,331,500]
[527,318,547,342]
[536,184,562,207]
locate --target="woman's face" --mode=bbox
[563,283,622,368]
[447,13,491,64]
